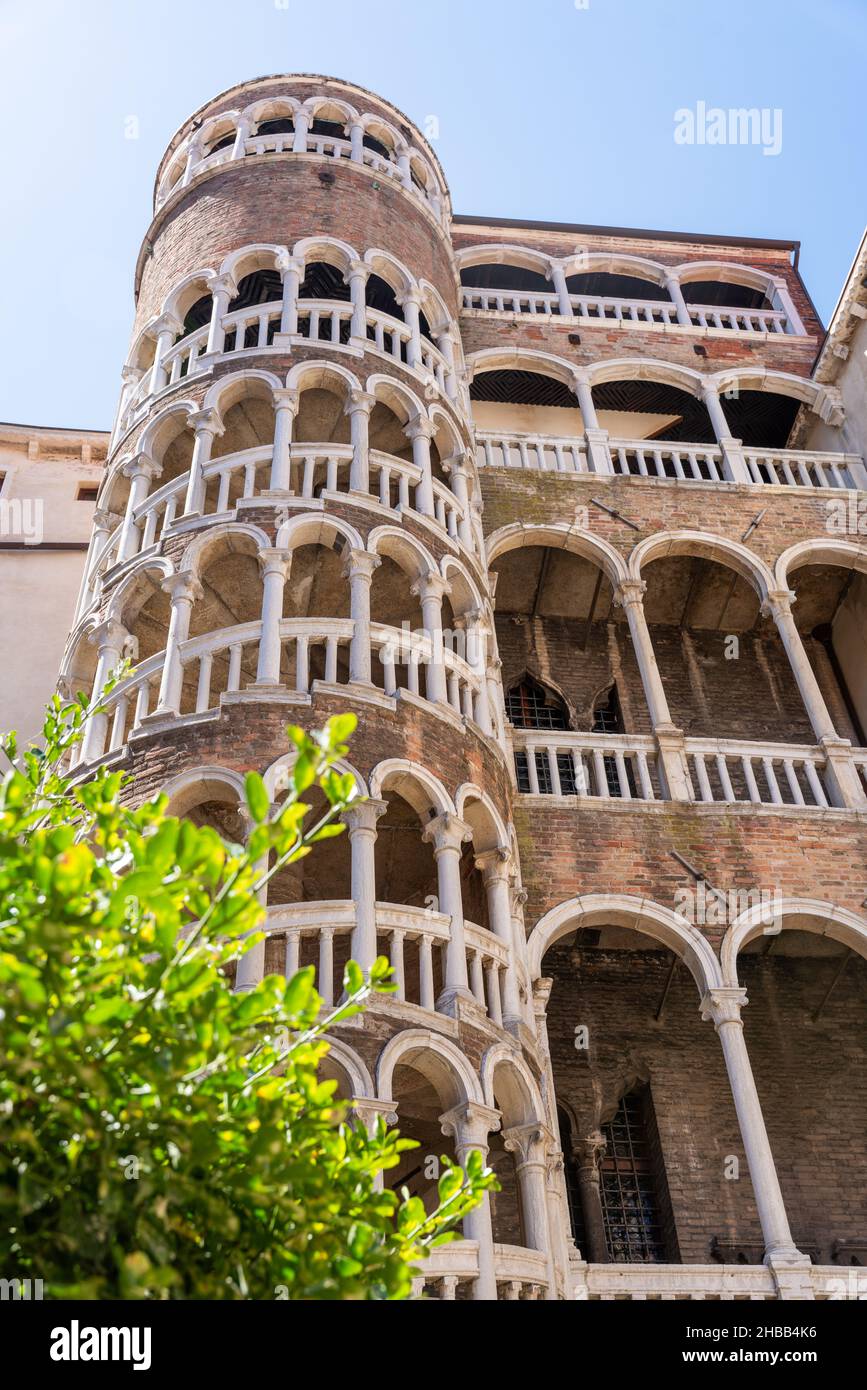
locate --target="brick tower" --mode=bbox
[62,74,867,1301]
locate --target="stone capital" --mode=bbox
[344,389,376,417]
[161,570,203,605]
[422,812,472,854]
[439,1101,501,1149]
[403,413,436,442]
[761,588,797,620]
[121,452,161,482]
[574,1130,607,1169]
[352,1097,398,1129]
[188,407,224,437]
[345,259,370,281]
[91,507,113,530]
[275,252,305,279]
[205,272,238,299]
[503,1122,552,1167]
[342,797,388,835]
[700,986,749,1030]
[474,845,512,884]
[410,569,451,603]
[341,548,381,582]
[614,578,647,609]
[89,618,128,652]
[272,387,300,414]
[151,311,183,338]
[257,547,292,581]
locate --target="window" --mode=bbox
[592,684,637,798]
[506,675,569,730]
[76,484,99,502]
[599,1087,676,1263]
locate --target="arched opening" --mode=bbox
[147,410,195,490]
[593,377,716,456]
[205,380,276,511]
[202,120,237,158]
[369,547,425,695]
[470,368,583,441]
[225,270,284,349]
[185,533,264,711]
[566,270,670,305]
[787,563,867,745]
[386,1057,461,1226]
[461,262,551,294]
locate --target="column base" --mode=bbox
[435,986,480,1019]
[764,1247,815,1300]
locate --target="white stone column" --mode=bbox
[346,390,374,494]
[475,848,522,1027]
[439,1102,501,1301]
[769,276,806,336]
[180,135,202,188]
[422,813,473,1004]
[154,572,202,715]
[203,274,237,358]
[148,314,183,395]
[664,272,692,326]
[230,114,251,161]
[268,388,299,493]
[572,370,611,473]
[404,416,436,516]
[614,579,692,801]
[346,260,370,342]
[701,988,812,1292]
[572,369,598,430]
[411,570,450,705]
[548,262,573,317]
[234,801,271,992]
[701,383,749,482]
[183,408,223,516]
[462,610,493,733]
[114,364,143,441]
[396,148,413,190]
[349,119,365,162]
[116,455,161,564]
[441,455,474,550]
[254,549,291,686]
[80,619,128,763]
[344,798,387,971]
[343,549,381,685]
[436,330,459,400]
[76,506,113,616]
[503,1123,557,1298]
[763,589,867,809]
[399,289,423,369]
[277,256,304,337]
[292,109,311,152]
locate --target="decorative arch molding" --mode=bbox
[362,246,415,298]
[628,529,775,602]
[104,554,175,626]
[262,750,367,801]
[709,366,832,415]
[465,346,580,389]
[300,93,360,124]
[376,1028,484,1108]
[480,1044,546,1127]
[219,242,287,285]
[321,1037,375,1100]
[161,764,246,817]
[439,553,485,615]
[293,234,360,274]
[364,372,427,424]
[368,758,455,817]
[562,250,670,286]
[137,399,199,460]
[367,523,438,580]
[285,358,362,396]
[455,243,556,278]
[202,368,283,414]
[275,512,364,554]
[527,893,724,995]
[486,521,628,591]
[243,94,302,124]
[179,520,271,576]
[586,356,705,397]
[454,783,510,853]
[674,259,778,294]
[775,538,867,590]
[161,268,219,326]
[721,898,867,987]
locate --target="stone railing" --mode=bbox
[475,429,589,474]
[156,130,446,226]
[462,288,793,334]
[475,428,866,492]
[417,1241,550,1300]
[512,729,848,810]
[265,901,508,1026]
[572,1260,865,1301]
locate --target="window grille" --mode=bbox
[599,1089,673,1263]
[506,677,569,730]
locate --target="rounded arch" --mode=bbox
[563,250,669,286]
[527,893,724,995]
[162,268,218,325]
[243,94,301,126]
[261,749,367,801]
[722,898,867,987]
[480,1045,546,1126]
[775,538,867,591]
[376,1028,483,1108]
[162,764,246,817]
[364,373,426,425]
[292,234,359,277]
[179,520,270,577]
[198,109,242,150]
[454,783,510,853]
[456,243,553,278]
[274,511,363,554]
[219,242,287,286]
[357,109,405,151]
[674,260,776,295]
[300,93,359,124]
[466,346,579,389]
[587,356,704,397]
[709,367,833,417]
[368,758,455,818]
[486,522,628,591]
[105,553,174,625]
[322,1037,374,1100]
[137,398,198,461]
[440,553,484,616]
[362,247,414,300]
[202,367,282,415]
[629,529,775,602]
[417,279,452,335]
[286,357,361,397]
[367,524,437,582]
[428,402,467,459]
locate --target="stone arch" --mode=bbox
[456,244,553,278]
[775,538,867,591]
[219,243,287,287]
[322,1037,375,1100]
[369,758,455,817]
[440,553,484,617]
[201,368,282,415]
[417,279,452,335]
[527,893,724,995]
[261,749,367,802]
[367,524,437,583]
[587,356,705,397]
[376,1028,483,1108]
[562,250,670,286]
[137,398,197,463]
[629,529,775,603]
[179,520,270,578]
[162,764,246,817]
[243,94,301,128]
[674,260,777,296]
[362,247,415,300]
[105,554,174,626]
[481,1045,546,1127]
[357,110,405,152]
[486,521,628,591]
[292,235,359,278]
[722,898,867,987]
[364,373,426,424]
[709,367,837,421]
[466,346,579,389]
[286,358,361,397]
[455,784,509,853]
[162,268,218,326]
[300,93,360,125]
[274,511,363,554]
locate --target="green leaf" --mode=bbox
[244,771,270,824]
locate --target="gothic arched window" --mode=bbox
[506,675,569,730]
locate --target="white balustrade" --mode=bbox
[512,731,660,801]
[743,448,867,490]
[577,1261,778,1301]
[475,429,589,474]
[687,303,789,333]
[609,438,725,482]
[419,1243,549,1300]
[372,621,483,721]
[462,286,792,335]
[684,739,835,809]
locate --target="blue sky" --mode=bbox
[1,0,864,429]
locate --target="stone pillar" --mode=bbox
[344,798,387,971]
[204,274,237,358]
[572,369,598,430]
[548,262,573,317]
[404,417,436,516]
[399,289,423,369]
[763,589,867,809]
[411,570,450,705]
[769,276,806,336]
[474,848,522,1027]
[268,388,299,493]
[503,1123,557,1298]
[114,364,143,440]
[117,455,161,564]
[346,260,370,343]
[277,256,304,336]
[572,371,611,473]
[349,119,365,162]
[422,813,473,1004]
[346,390,375,494]
[148,314,183,395]
[76,506,113,616]
[701,383,748,482]
[574,1132,609,1263]
[441,455,474,550]
[154,572,202,715]
[462,610,493,733]
[664,272,692,326]
[254,549,291,686]
[180,135,202,188]
[701,988,813,1296]
[183,408,223,517]
[230,114,251,161]
[396,148,413,190]
[439,1102,501,1301]
[291,108,311,152]
[343,549,381,685]
[614,579,692,800]
[80,619,128,763]
[436,330,459,400]
[234,802,271,992]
